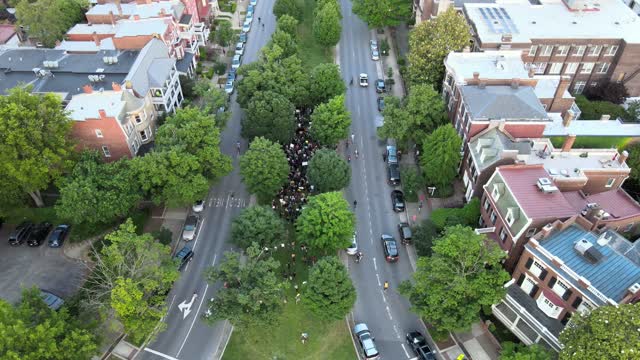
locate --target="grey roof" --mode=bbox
[453,0,495,9]
[468,127,532,171]
[124,38,174,96]
[176,51,194,73]
[461,85,549,121]
[506,284,565,337]
[179,14,192,25]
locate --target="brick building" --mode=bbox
[492,219,640,350]
[413,0,495,24]
[463,0,640,96]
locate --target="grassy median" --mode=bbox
[297,0,333,69]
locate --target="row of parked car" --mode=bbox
[225,0,258,95]
[354,323,434,360]
[8,221,70,248]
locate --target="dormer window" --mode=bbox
[505,207,519,226]
[491,183,503,201]
[537,291,563,319]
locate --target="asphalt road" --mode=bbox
[338,1,439,359]
[139,2,276,359]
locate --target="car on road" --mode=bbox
[398,222,412,244]
[48,224,71,248]
[228,68,237,81]
[375,78,386,93]
[235,41,245,56]
[175,245,194,270]
[385,145,398,164]
[231,54,241,70]
[224,79,234,94]
[370,39,378,52]
[381,234,399,262]
[242,19,251,32]
[387,163,400,185]
[353,323,379,359]
[406,331,435,360]
[377,96,385,112]
[359,73,369,87]
[27,222,52,247]
[371,48,379,61]
[193,200,205,213]
[250,0,257,5]
[347,231,358,255]
[8,221,34,246]
[182,215,199,241]
[391,190,405,212]
[247,4,255,13]
[246,9,254,23]
[239,32,247,43]
[40,289,64,311]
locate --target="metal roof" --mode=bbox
[563,189,640,221]
[460,85,549,121]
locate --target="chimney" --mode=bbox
[600,114,611,121]
[619,150,629,164]
[82,84,93,94]
[92,32,100,46]
[473,72,480,80]
[501,33,512,43]
[528,67,535,78]
[109,11,115,26]
[550,76,571,113]
[511,78,520,89]
[112,82,122,91]
[98,109,107,118]
[116,0,123,16]
[563,110,575,127]
[562,134,577,152]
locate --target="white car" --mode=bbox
[359,73,369,87]
[370,39,378,52]
[193,200,205,213]
[250,0,257,5]
[235,42,245,56]
[347,232,358,255]
[231,54,241,70]
[242,19,251,32]
[246,9,254,23]
[224,79,234,94]
[371,49,379,61]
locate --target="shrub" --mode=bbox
[397,57,406,66]
[380,39,390,55]
[400,165,423,202]
[199,46,208,61]
[214,61,227,75]
[153,227,173,246]
[413,219,439,257]
[430,198,480,229]
[575,95,628,120]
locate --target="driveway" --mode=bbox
[0,224,88,304]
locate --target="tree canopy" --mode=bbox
[0,288,99,360]
[0,86,75,207]
[309,94,351,147]
[277,14,299,35]
[239,137,290,204]
[15,0,87,47]
[420,124,462,189]
[313,1,341,47]
[307,149,351,193]
[412,219,439,257]
[352,0,413,28]
[302,256,356,319]
[559,304,640,360]
[192,79,230,125]
[242,91,296,144]
[400,225,509,332]
[296,192,355,252]
[273,0,303,20]
[500,342,553,360]
[309,63,346,106]
[215,20,234,47]
[407,8,471,88]
[268,29,298,59]
[231,206,287,250]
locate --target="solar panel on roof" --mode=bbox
[500,7,511,19]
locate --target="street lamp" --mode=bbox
[427,186,436,197]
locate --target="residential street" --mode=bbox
[139,1,276,359]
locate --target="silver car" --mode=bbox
[224,79,234,94]
[235,42,245,56]
[347,231,358,255]
[182,215,199,241]
[371,49,379,61]
[354,323,380,359]
[232,54,241,70]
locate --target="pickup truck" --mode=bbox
[359,73,369,87]
[406,331,435,360]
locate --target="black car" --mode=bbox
[377,96,385,112]
[375,79,386,93]
[27,222,53,247]
[391,190,405,212]
[48,224,71,248]
[406,331,435,360]
[387,163,400,185]
[8,221,34,246]
[381,234,398,262]
[398,222,412,244]
[175,245,194,270]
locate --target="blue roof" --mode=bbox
[529,225,640,303]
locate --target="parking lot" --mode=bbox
[0,224,88,304]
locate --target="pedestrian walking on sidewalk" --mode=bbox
[418,201,423,213]
[353,200,357,208]
[354,149,359,159]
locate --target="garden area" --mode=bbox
[548,135,632,150]
[297,0,334,68]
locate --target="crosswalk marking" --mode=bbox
[209,197,247,208]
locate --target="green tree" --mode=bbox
[215,20,234,47]
[132,149,210,207]
[205,243,285,326]
[242,91,296,144]
[273,0,303,20]
[84,219,178,342]
[0,288,99,360]
[155,107,232,181]
[268,29,298,59]
[0,86,75,207]
[559,304,640,360]
[239,137,290,204]
[352,0,412,28]
[15,0,87,47]
[309,63,346,106]
[231,206,287,249]
[193,79,230,121]
[302,256,356,319]
[296,192,355,252]
[420,124,462,189]
[307,149,351,193]
[407,8,471,87]
[626,142,640,185]
[313,2,341,47]
[277,14,299,35]
[56,152,141,226]
[400,226,509,332]
[399,165,424,202]
[309,94,351,147]
[500,342,553,360]
[413,219,439,257]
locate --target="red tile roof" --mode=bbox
[563,189,640,220]
[0,25,16,45]
[498,165,577,219]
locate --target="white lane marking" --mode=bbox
[177,293,198,319]
[375,273,381,286]
[386,305,393,320]
[373,257,377,271]
[211,253,217,266]
[393,324,401,339]
[144,348,180,360]
[176,283,209,357]
[191,218,205,251]
[381,290,387,304]
[401,344,412,359]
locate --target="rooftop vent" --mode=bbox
[537,178,558,193]
[629,283,640,294]
[597,232,612,246]
[574,238,604,263]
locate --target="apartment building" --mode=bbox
[479,163,639,271]
[492,219,640,350]
[463,0,640,96]
[414,0,495,23]
[67,83,156,160]
[463,126,631,201]
[95,0,210,22]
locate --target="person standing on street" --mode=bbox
[383,281,389,291]
[353,200,357,208]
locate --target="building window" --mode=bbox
[606,178,615,187]
[605,45,618,56]
[134,114,142,124]
[526,227,537,237]
[580,62,594,74]
[597,63,610,74]
[483,198,490,210]
[521,276,537,294]
[552,279,569,298]
[529,45,538,56]
[574,45,586,56]
[540,45,553,56]
[490,210,497,224]
[140,130,148,141]
[537,295,562,318]
[102,146,111,158]
[549,63,563,74]
[445,74,454,88]
[565,63,578,74]
[533,62,547,74]
[499,227,507,242]
[556,46,568,56]
[531,261,545,277]
[491,184,502,200]
[505,210,515,226]
[574,81,586,94]
[576,301,593,315]
[588,45,602,57]
[95,129,103,138]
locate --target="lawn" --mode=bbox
[297,0,333,69]
[548,136,632,150]
[222,240,355,360]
